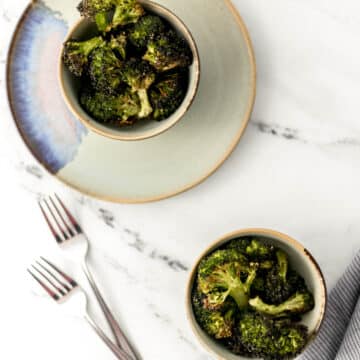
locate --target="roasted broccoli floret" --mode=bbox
[239,312,276,357]
[192,289,235,339]
[149,72,187,121]
[77,0,144,32]
[198,261,258,310]
[129,14,166,49]
[245,239,275,260]
[197,249,249,279]
[110,0,145,30]
[88,45,123,94]
[275,323,308,359]
[110,32,127,60]
[227,237,252,254]
[77,0,113,31]
[121,58,156,118]
[77,0,113,17]
[238,312,308,359]
[263,250,306,304]
[249,291,314,317]
[80,88,140,125]
[226,238,275,260]
[62,36,104,77]
[143,30,192,71]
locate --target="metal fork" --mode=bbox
[38,194,137,360]
[28,257,132,360]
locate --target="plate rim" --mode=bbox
[6,0,257,204]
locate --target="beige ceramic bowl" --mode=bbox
[59,0,200,141]
[186,228,327,360]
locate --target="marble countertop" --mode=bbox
[1,0,360,359]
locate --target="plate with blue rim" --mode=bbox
[6,0,256,203]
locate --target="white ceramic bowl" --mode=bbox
[186,228,327,360]
[59,0,200,141]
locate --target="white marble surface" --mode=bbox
[1,0,360,359]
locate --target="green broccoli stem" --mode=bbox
[230,268,257,309]
[137,89,153,118]
[229,288,249,309]
[276,250,288,282]
[249,292,314,317]
[95,12,109,32]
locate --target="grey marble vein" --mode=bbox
[149,250,188,272]
[90,205,189,272]
[2,10,11,22]
[98,208,115,228]
[251,120,303,142]
[124,228,146,252]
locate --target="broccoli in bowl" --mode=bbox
[62,0,195,130]
[190,234,323,360]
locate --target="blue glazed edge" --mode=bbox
[7,2,87,174]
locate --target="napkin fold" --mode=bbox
[301,251,360,360]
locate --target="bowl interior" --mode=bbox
[186,229,327,360]
[59,1,200,141]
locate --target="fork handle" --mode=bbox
[84,313,133,360]
[82,262,137,360]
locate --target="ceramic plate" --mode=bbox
[7,0,256,203]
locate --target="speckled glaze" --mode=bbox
[7,0,256,202]
[186,229,327,360]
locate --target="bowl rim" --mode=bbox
[185,228,328,360]
[58,0,201,141]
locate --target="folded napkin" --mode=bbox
[301,251,360,360]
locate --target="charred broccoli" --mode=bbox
[249,291,314,317]
[275,323,308,359]
[77,0,144,32]
[88,45,123,94]
[143,30,192,71]
[110,0,145,30]
[66,0,194,127]
[191,236,316,359]
[192,289,235,339]
[110,32,127,60]
[129,14,165,49]
[77,0,113,17]
[227,238,275,261]
[245,239,275,260]
[238,312,277,357]
[263,250,306,305]
[198,261,258,310]
[149,72,187,121]
[80,88,140,125]
[62,36,104,77]
[121,58,156,118]
[238,312,308,359]
[197,249,249,278]
[77,0,113,31]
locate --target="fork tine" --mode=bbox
[49,196,75,237]
[55,194,82,234]
[38,201,63,244]
[40,256,78,287]
[27,268,60,301]
[43,199,69,241]
[32,265,66,296]
[36,260,71,292]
